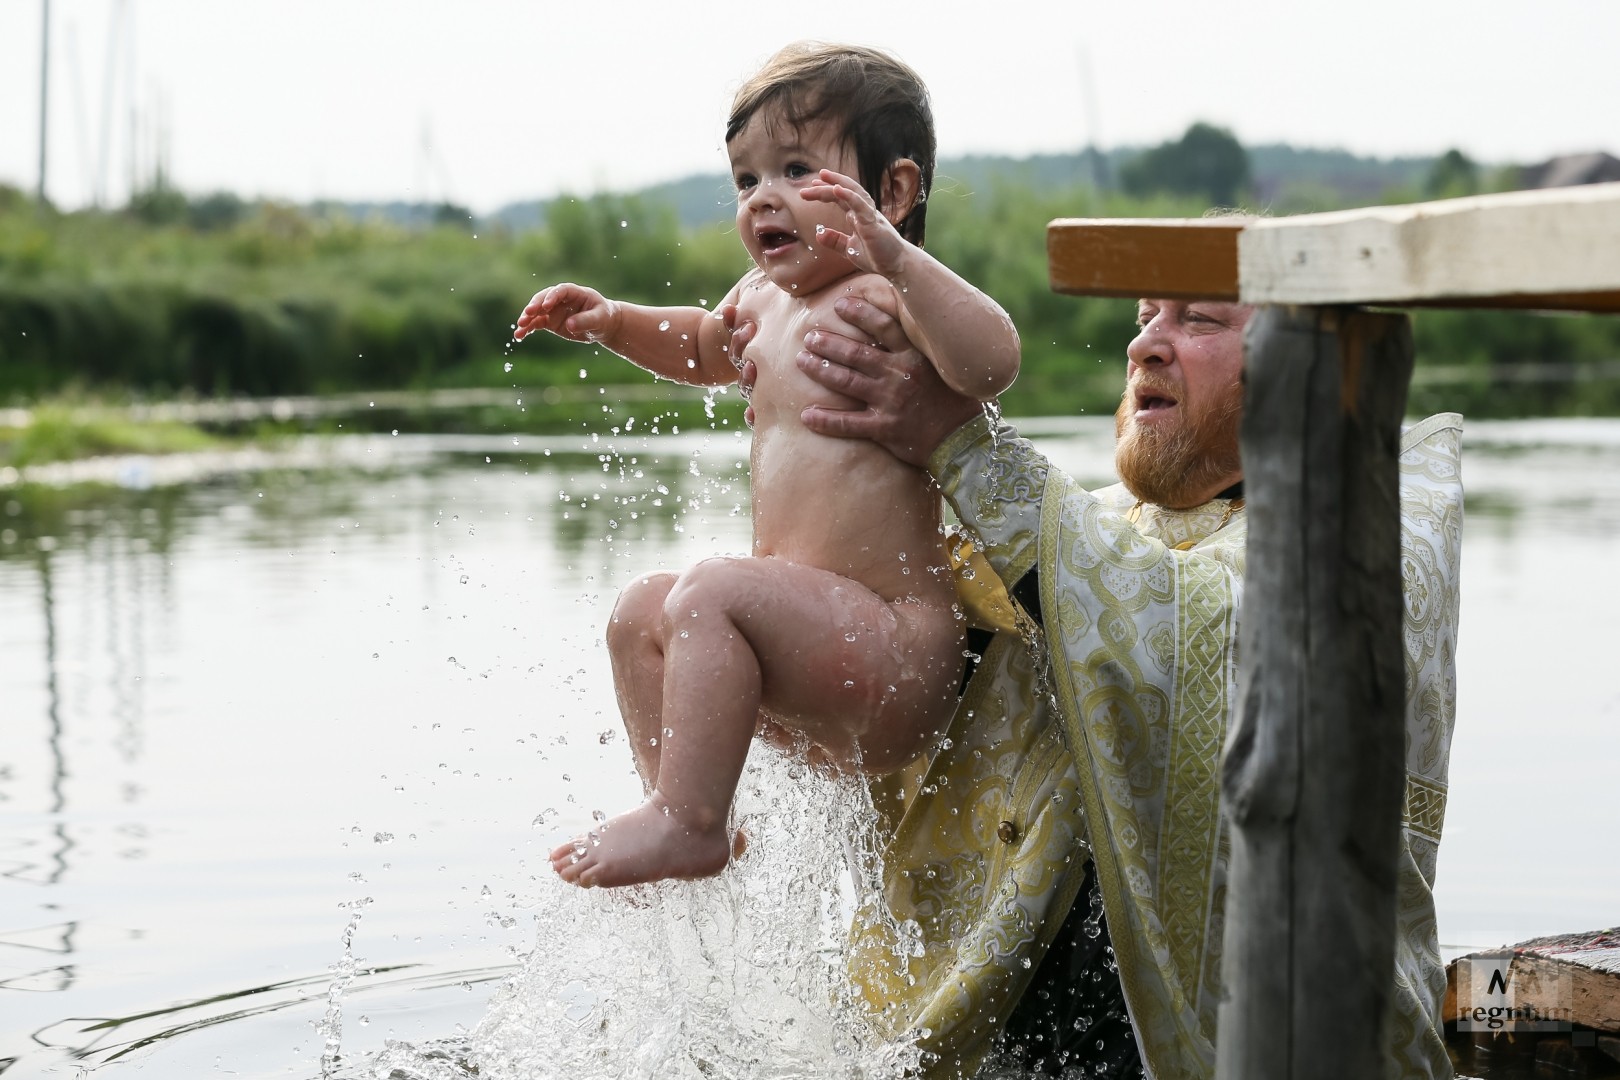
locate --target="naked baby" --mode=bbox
[512,42,1019,888]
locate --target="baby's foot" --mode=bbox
[548,796,731,888]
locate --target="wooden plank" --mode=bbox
[1216,305,1413,1080]
[1240,182,1620,311]
[1046,218,1242,300]
[1445,929,1620,1033]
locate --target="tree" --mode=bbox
[1424,149,1480,199]
[1120,122,1252,207]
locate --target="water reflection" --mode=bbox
[1,415,1618,1077]
[4,488,181,895]
[1,421,759,1076]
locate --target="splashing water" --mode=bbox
[318,896,373,1076]
[345,747,923,1080]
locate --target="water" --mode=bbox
[3,414,1619,1077]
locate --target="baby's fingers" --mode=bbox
[799,178,843,204]
[813,223,855,254]
[559,303,612,340]
[817,168,868,197]
[514,295,551,340]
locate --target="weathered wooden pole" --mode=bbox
[1216,304,1414,1079]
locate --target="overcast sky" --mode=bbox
[3,0,1618,214]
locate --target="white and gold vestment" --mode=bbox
[852,414,1463,1080]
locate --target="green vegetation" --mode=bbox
[3,123,1619,444]
[1121,123,1252,208]
[1,400,229,468]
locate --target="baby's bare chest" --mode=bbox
[735,275,892,416]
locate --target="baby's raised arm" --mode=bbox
[804,171,1019,400]
[514,283,740,387]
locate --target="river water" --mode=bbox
[2,408,1617,1077]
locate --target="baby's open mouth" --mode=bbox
[756,229,796,254]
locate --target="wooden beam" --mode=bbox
[1046,218,1242,300]
[1240,183,1620,312]
[1445,930,1620,1033]
[1046,185,1620,313]
[1217,305,1413,1079]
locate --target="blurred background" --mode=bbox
[4,0,1620,424]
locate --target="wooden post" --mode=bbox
[1216,304,1413,1079]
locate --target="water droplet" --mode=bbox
[598,730,616,745]
[373,831,394,844]
[531,808,557,828]
[843,680,855,689]
[658,320,671,331]
[591,809,608,824]
[662,727,673,739]
[844,632,858,642]
[504,362,514,372]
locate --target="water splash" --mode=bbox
[317,895,373,1077]
[351,747,922,1080]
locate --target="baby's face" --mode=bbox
[728,107,861,295]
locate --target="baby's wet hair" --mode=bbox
[727,42,936,246]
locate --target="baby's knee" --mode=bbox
[662,557,749,625]
[608,572,678,650]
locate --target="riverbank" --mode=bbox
[0,383,750,476]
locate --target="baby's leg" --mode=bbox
[550,556,962,888]
[605,571,678,790]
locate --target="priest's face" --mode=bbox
[1115,299,1251,509]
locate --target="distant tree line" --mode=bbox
[3,122,1619,420]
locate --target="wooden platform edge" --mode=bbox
[1047,218,1242,301]
[1240,182,1620,311]
[1444,930,1620,1033]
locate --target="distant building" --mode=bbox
[1521,152,1620,189]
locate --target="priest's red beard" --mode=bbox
[1114,373,1244,509]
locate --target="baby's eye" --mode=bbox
[784,162,813,180]
[734,173,757,193]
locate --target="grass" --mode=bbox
[1,402,229,468]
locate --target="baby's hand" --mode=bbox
[513,283,620,344]
[801,169,909,280]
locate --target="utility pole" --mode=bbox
[38,0,51,206]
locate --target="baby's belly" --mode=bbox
[750,430,955,605]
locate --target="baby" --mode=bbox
[513,42,1019,888]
